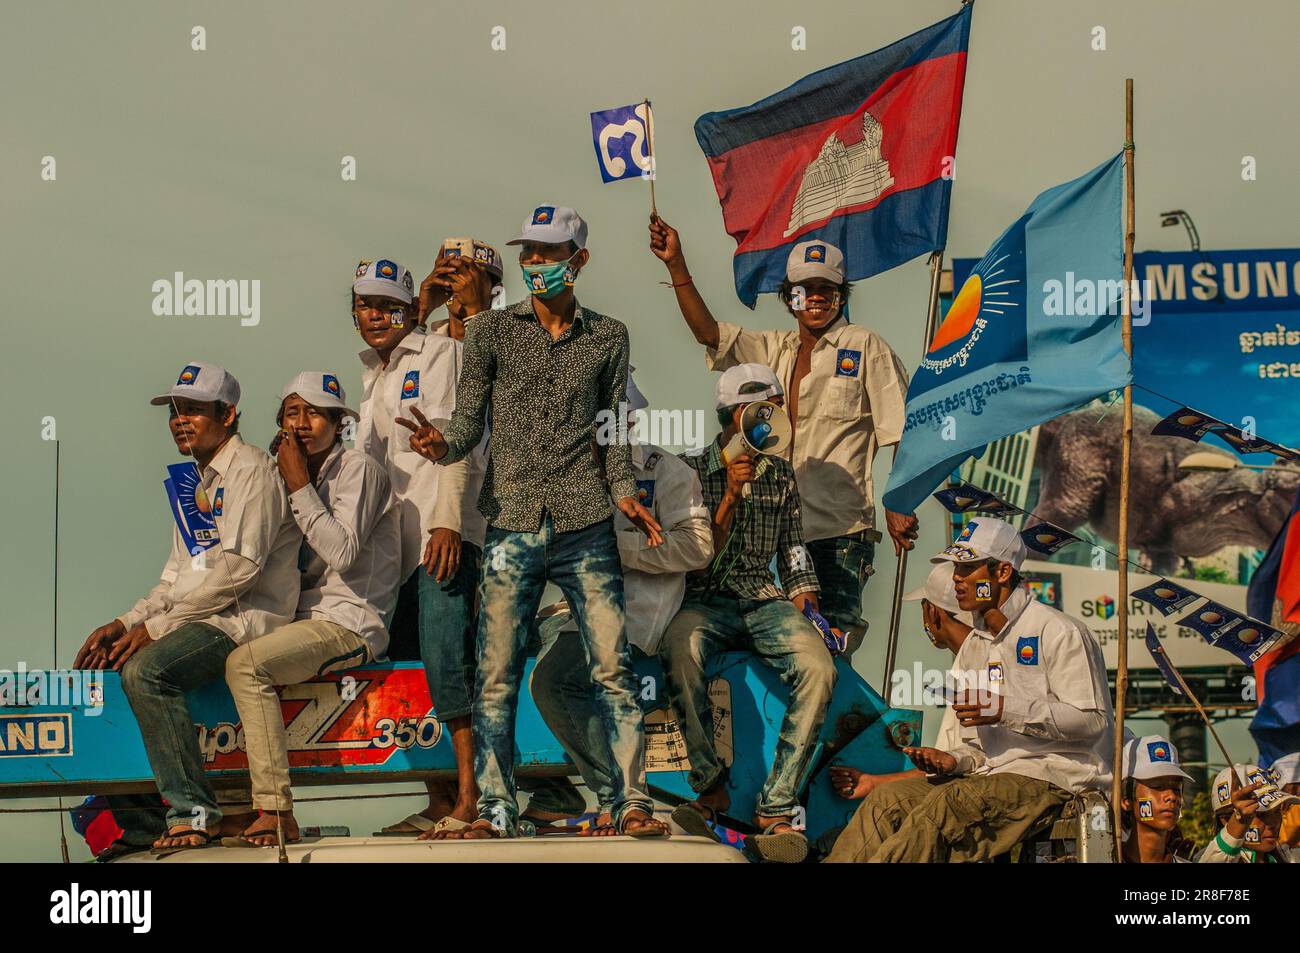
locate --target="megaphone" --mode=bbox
[721,400,791,465]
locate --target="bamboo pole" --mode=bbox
[1111,78,1136,852]
[881,250,944,694]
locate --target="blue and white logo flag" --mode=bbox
[164,462,220,553]
[590,102,655,183]
[883,154,1131,514]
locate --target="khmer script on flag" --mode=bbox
[693,7,971,306]
[590,102,655,184]
[883,153,1131,515]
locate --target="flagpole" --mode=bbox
[643,98,657,217]
[882,250,944,694]
[1111,78,1136,846]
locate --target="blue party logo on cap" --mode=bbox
[177,364,202,386]
[1216,781,1230,803]
[835,348,861,378]
[957,521,978,543]
[375,259,399,281]
[401,370,419,400]
[323,374,340,397]
[355,260,371,278]
[532,206,555,225]
[805,244,826,262]
[1147,741,1172,763]
[1016,636,1039,665]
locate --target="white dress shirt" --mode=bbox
[118,435,301,645]
[357,327,488,578]
[289,444,402,660]
[947,586,1114,794]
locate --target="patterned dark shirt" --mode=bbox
[442,298,636,533]
[680,440,820,602]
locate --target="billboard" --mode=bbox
[952,248,1300,667]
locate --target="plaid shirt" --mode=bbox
[441,298,636,533]
[680,440,819,602]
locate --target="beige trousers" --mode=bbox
[225,618,369,811]
[825,772,1071,863]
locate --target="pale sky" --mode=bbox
[2,0,1295,860]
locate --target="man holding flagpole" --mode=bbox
[650,217,914,651]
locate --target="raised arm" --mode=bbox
[648,214,720,350]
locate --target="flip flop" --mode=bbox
[619,811,670,839]
[150,829,215,858]
[96,840,151,863]
[418,815,473,839]
[372,813,437,836]
[671,803,722,843]
[746,822,809,864]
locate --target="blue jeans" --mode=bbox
[807,535,875,652]
[474,515,650,833]
[527,614,650,816]
[120,622,237,829]
[388,543,482,721]
[660,595,836,818]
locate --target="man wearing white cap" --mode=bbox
[398,204,667,839]
[1118,735,1196,863]
[351,258,489,836]
[649,216,913,651]
[73,361,301,852]
[419,237,505,340]
[221,372,402,846]
[523,371,713,831]
[851,517,1113,862]
[1199,763,1298,862]
[662,363,832,862]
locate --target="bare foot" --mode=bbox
[152,811,255,851]
[430,818,505,841]
[239,811,300,847]
[620,808,670,838]
[416,804,479,841]
[829,766,878,800]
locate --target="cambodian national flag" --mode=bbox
[882,153,1131,515]
[1248,487,1300,765]
[694,7,971,307]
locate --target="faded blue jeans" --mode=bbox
[807,535,876,654]
[659,595,837,819]
[527,614,651,817]
[474,515,651,833]
[120,621,245,830]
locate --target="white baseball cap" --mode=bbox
[440,237,504,278]
[786,240,846,284]
[715,363,783,410]
[353,258,416,304]
[626,367,649,414]
[1122,735,1194,783]
[1270,752,1300,786]
[903,563,961,614]
[507,204,588,250]
[151,361,240,407]
[931,517,1028,570]
[280,371,359,422]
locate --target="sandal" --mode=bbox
[670,802,722,842]
[150,827,215,857]
[746,821,809,864]
[373,813,436,836]
[619,809,670,839]
[418,815,473,840]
